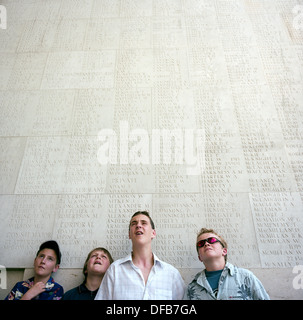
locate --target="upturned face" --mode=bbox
[129,214,156,245]
[85,250,111,276]
[197,233,227,263]
[34,248,59,277]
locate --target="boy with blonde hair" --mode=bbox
[184,228,269,300]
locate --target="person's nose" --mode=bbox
[204,241,210,248]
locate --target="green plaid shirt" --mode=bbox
[184,262,270,300]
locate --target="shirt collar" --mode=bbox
[153,253,164,268]
[119,253,133,264]
[224,262,235,276]
[78,283,88,294]
[120,253,164,268]
[78,282,99,294]
[27,276,54,285]
[199,262,234,276]
[196,262,235,284]
[78,282,98,294]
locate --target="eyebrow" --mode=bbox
[90,251,107,257]
[130,219,148,224]
[38,253,56,259]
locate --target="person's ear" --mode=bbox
[198,253,203,262]
[222,248,227,257]
[151,229,156,240]
[52,264,60,273]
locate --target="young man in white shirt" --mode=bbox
[95,211,185,300]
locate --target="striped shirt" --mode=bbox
[95,253,185,300]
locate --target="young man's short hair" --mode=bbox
[129,211,155,230]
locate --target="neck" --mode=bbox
[34,274,51,284]
[85,274,103,291]
[131,247,154,267]
[204,259,226,272]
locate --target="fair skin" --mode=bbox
[129,214,156,283]
[197,233,227,271]
[21,248,59,300]
[85,250,111,291]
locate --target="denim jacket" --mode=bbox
[184,262,270,300]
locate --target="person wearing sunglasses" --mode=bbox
[184,228,269,300]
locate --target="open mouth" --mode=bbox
[135,231,143,235]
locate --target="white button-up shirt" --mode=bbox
[95,253,185,300]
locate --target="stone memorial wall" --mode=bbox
[0,0,303,299]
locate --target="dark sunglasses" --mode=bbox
[196,237,223,249]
